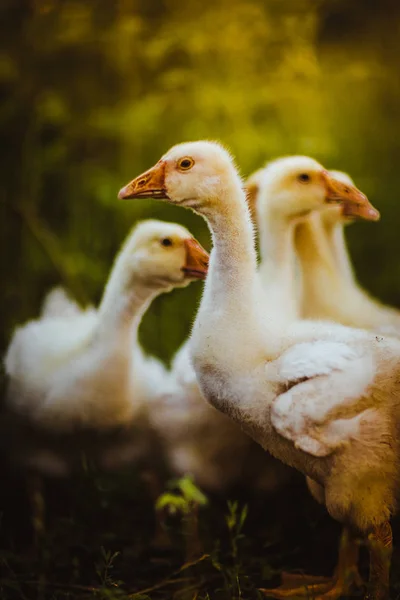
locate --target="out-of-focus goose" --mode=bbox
[119,141,400,600]
[246,157,365,327]
[296,170,400,335]
[3,219,208,475]
[246,164,299,326]
[246,156,375,590]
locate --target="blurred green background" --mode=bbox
[1,0,400,362]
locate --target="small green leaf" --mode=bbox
[239,504,248,528]
[178,476,208,506]
[156,492,188,514]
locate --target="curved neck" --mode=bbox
[296,214,339,286]
[96,262,159,344]
[257,208,299,321]
[192,177,277,366]
[295,214,355,321]
[296,215,337,271]
[323,220,355,283]
[295,215,393,327]
[205,184,258,292]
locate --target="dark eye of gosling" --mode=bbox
[179,157,194,170]
[297,173,311,183]
[161,237,173,247]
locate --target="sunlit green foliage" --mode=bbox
[1,0,400,361]
[156,475,208,515]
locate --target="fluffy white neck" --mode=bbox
[191,176,278,370]
[295,215,389,328]
[257,208,299,322]
[205,183,258,293]
[323,220,355,283]
[296,215,400,328]
[296,215,338,275]
[296,216,344,316]
[96,260,159,345]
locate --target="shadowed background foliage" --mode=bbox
[1,0,400,362]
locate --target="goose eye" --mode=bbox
[178,157,195,171]
[160,237,173,247]
[297,173,311,183]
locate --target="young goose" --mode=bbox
[41,288,287,493]
[246,157,361,326]
[3,219,208,474]
[119,141,400,600]
[296,170,400,335]
[247,157,373,588]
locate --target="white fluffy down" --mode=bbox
[2,219,204,474]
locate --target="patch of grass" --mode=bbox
[1,464,400,599]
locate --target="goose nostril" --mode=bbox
[137,178,147,187]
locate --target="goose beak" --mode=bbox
[182,238,209,280]
[321,170,380,221]
[118,161,169,200]
[341,194,380,221]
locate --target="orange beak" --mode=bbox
[321,170,380,222]
[118,161,168,200]
[182,238,209,280]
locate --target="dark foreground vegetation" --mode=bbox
[1,458,400,600]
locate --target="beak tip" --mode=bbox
[118,187,128,200]
[343,201,380,222]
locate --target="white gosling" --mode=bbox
[248,157,381,593]
[296,169,400,335]
[3,219,208,474]
[119,141,398,600]
[246,157,368,326]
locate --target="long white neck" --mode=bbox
[191,177,279,371]
[295,215,346,319]
[257,208,299,323]
[323,220,355,283]
[96,260,159,346]
[320,218,400,329]
[295,215,391,328]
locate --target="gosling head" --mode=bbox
[118,141,243,213]
[120,220,208,289]
[246,156,379,222]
